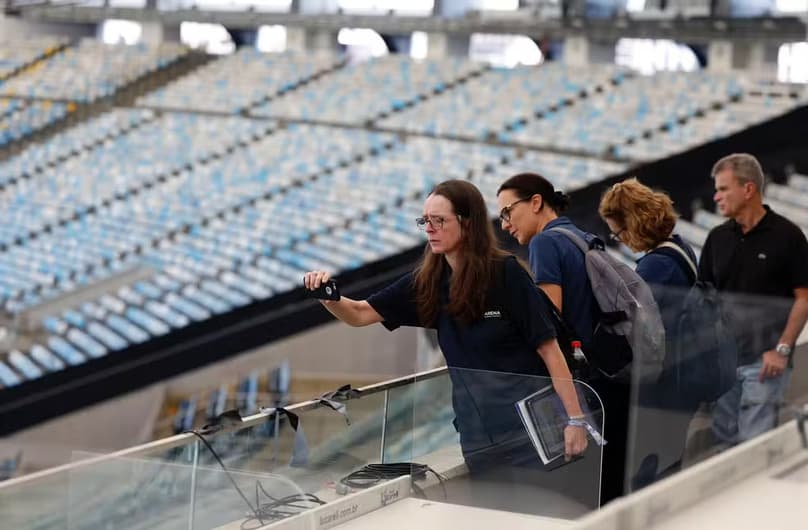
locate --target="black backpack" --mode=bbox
[653,243,738,406]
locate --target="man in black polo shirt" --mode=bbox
[699,153,808,446]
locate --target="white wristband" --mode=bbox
[566,419,607,446]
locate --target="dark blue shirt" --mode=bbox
[638,234,699,343]
[636,235,697,292]
[528,217,598,350]
[367,257,556,374]
[638,235,698,411]
[366,256,559,454]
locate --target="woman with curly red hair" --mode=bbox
[599,177,698,488]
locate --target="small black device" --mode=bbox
[308,279,340,301]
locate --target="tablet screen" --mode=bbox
[515,384,602,465]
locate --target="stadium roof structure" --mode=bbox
[8,4,808,45]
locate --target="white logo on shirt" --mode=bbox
[484,310,501,319]
[758,253,767,260]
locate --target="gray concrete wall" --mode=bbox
[0,14,97,41]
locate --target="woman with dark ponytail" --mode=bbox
[496,173,595,346]
[497,172,630,505]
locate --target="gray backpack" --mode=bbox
[550,227,665,384]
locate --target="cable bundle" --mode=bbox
[242,483,326,530]
[187,430,326,530]
[339,462,446,498]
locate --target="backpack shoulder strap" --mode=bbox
[654,241,697,283]
[548,226,590,254]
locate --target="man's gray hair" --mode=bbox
[711,153,765,193]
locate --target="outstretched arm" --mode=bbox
[303,271,383,327]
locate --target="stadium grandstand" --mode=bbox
[0,1,807,529]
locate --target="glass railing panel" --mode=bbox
[406,369,605,519]
[625,285,804,496]
[188,387,389,529]
[0,367,609,528]
[0,439,198,530]
[381,369,453,463]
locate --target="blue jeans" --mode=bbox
[712,359,791,446]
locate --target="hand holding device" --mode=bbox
[303,271,341,301]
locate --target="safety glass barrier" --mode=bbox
[385,369,605,519]
[0,368,605,528]
[622,285,806,497]
[179,386,393,530]
[0,461,70,529]
[67,447,310,530]
[0,440,201,530]
[0,376,419,530]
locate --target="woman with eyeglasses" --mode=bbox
[496,173,597,351]
[304,180,596,509]
[496,172,629,505]
[598,178,698,487]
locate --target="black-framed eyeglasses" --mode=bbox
[415,215,461,231]
[499,198,530,223]
[609,228,626,242]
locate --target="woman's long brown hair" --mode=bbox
[413,180,508,325]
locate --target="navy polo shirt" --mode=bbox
[528,217,598,350]
[367,256,559,454]
[367,257,556,374]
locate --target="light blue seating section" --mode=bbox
[378,63,624,140]
[0,39,187,103]
[0,120,404,383]
[616,90,803,161]
[0,99,68,147]
[369,63,803,162]
[0,108,156,183]
[510,73,741,156]
[1,46,806,388]
[0,120,640,385]
[0,98,25,114]
[473,149,629,216]
[137,49,343,113]
[249,55,487,124]
[0,37,64,78]
[0,113,269,259]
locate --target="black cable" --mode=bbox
[240,482,327,530]
[187,430,265,526]
[188,429,327,530]
[339,463,447,499]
